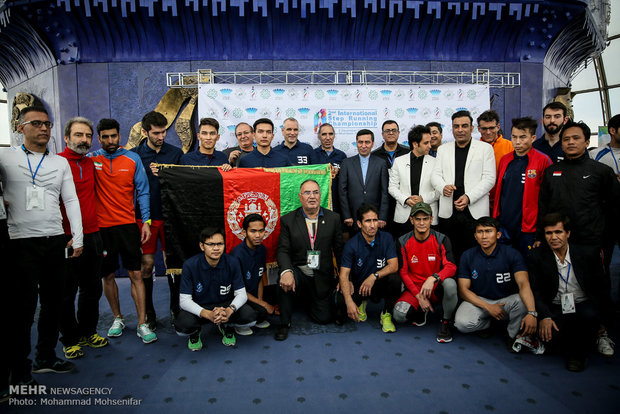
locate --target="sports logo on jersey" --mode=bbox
[245,270,252,280]
[376,258,386,269]
[411,255,418,263]
[553,171,562,177]
[196,282,203,293]
[94,162,103,170]
[527,169,537,179]
[472,270,478,280]
[357,258,364,267]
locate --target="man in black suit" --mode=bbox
[339,129,389,233]
[274,180,344,341]
[528,213,611,371]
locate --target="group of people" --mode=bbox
[1,101,619,401]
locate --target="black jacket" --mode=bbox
[276,208,344,297]
[538,153,620,247]
[372,144,410,169]
[528,243,611,320]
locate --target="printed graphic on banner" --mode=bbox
[199,84,490,156]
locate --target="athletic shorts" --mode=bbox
[100,223,142,274]
[137,219,165,255]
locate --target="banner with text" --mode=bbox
[198,84,490,156]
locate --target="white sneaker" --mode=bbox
[255,321,270,329]
[597,331,615,356]
[137,323,158,344]
[234,326,253,336]
[107,317,125,337]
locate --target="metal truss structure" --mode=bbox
[167,69,521,88]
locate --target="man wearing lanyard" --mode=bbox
[275,180,344,341]
[0,106,83,397]
[528,213,610,371]
[538,120,620,356]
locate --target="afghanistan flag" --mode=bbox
[159,164,332,272]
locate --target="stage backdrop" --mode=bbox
[198,84,490,156]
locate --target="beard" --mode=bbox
[543,122,562,135]
[67,140,90,155]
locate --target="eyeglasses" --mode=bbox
[383,128,399,134]
[202,242,225,247]
[21,120,53,129]
[301,190,320,196]
[478,126,498,132]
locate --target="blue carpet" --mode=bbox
[6,277,619,414]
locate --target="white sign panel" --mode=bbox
[198,84,490,156]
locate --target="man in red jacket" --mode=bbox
[493,117,551,258]
[58,117,109,360]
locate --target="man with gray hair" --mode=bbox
[273,117,315,165]
[58,117,109,360]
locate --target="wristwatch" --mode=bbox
[527,310,538,317]
[229,304,237,313]
[374,272,380,280]
[432,273,441,283]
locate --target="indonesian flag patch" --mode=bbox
[553,171,562,177]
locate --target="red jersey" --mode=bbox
[398,229,456,297]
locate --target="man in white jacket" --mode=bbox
[388,125,439,238]
[431,110,496,262]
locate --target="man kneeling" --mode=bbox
[394,202,458,342]
[175,228,257,351]
[454,217,537,349]
[335,204,400,332]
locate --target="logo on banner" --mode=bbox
[273,88,285,98]
[227,191,278,241]
[220,88,232,99]
[314,109,328,133]
[430,89,441,100]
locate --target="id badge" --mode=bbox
[26,186,45,210]
[307,250,320,269]
[0,196,6,219]
[561,293,576,314]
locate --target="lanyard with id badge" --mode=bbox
[23,145,47,211]
[559,263,575,314]
[306,221,320,269]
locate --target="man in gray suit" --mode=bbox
[339,129,389,233]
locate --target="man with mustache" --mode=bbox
[225,122,255,167]
[532,102,569,164]
[57,117,109,360]
[90,118,156,344]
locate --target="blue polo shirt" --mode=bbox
[180,149,229,166]
[238,148,290,168]
[313,146,347,169]
[131,141,183,220]
[341,230,397,283]
[532,134,564,164]
[229,241,266,297]
[273,141,315,165]
[458,243,527,300]
[180,253,245,305]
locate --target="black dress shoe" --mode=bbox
[566,356,587,372]
[274,325,289,341]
